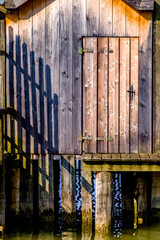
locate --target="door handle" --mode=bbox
[127,85,135,101]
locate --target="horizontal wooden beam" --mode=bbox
[123,0,154,11]
[82,153,160,161]
[82,161,160,172]
[4,0,28,9]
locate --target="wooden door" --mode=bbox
[83,37,139,154]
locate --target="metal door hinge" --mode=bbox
[78,47,94,54]
[78,47,105,54]
[78,135,113,142]
[78,135,93,142]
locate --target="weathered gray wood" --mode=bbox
[33,0,45,154]
[139,12,152,153]
[59,0,73,154]
[4,0,29,8]
[86,0,99,35]
[4,0,16,9]
[153,0,160,153]
[19,0,33,220]
[124,0,154,10]
[99,0,112,35]
[72,0,82,154]
[0,19,5,227]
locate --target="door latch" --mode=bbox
[127,85,135,101]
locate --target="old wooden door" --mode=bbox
[83,37,139,154]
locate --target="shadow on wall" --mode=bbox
[6,26,59,155]
[4,27,92,233]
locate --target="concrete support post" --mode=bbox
[95,172,112,239]
[82,169,92,238]
[61,156,76,230]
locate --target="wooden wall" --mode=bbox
[5,0,152,154]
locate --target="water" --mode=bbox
[4,165,160,239]
[4,223,160,240]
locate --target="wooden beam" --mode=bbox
[82,161,160,172]
[123,0,154,10]
[4,0,29,9]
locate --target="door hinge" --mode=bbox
[78,135,93,142]
[78,135,113,142]
[97,137,113,141]
[78,47,94,54]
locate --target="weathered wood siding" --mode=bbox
[5,0,152,154]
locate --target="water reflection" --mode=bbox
[4,223,160,240]
[75,160,82,228]
[113,173,122,237]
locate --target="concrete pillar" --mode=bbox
[61,156,76,230]
[82,169,92,239]
[95,172,112,239]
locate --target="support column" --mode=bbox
[0,19,5,229]
[39,154,54,231]
[95,172,112,239]
[61,156,76,230]
[82,167,92,238]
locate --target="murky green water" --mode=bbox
[4,222,160,240]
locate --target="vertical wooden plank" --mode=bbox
[130,38,139,153]
[113,0,125,36]
[119,38,130,153]
[83,38,97,153]
[6,11,18,153]
[45,0,59,154]
[95,172,112,238]
[19,1,32,154]
[139,12,152,153]
[86,0,99,35]
[19,1,33,221]
[82,168,92,238]
[0,19,5,227]
[99,0,112,36]
[61,156,76,228]
[59,0,73,154]
[97,38,108,153]
[33,0,45,154]
[125,4,139,37]
[72,0,83,154]
[153,0,160,153]
[108,38,119,153]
